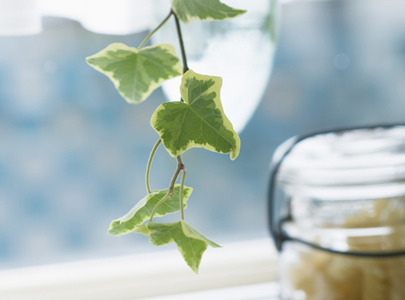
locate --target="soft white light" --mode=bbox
[0,0,153,36]
[39,0,153,35]
[0,0,41,36]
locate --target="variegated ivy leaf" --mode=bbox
[137,220,220,274]
[171,0,246,25]
[107,185,192,236]
[151,70,240,160]
[86,43,182,104]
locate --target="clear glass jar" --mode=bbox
[270,126,405,300]
[152,0,279,133]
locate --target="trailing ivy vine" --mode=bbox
[86,0,245,274]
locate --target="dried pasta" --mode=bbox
[283,198,405,300]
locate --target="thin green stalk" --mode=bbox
[168,157,183,198]
[177,155,184,165]
[146,139,162,194]
[173,14,188,221]
[139,10,173,49]
[179,169,186,220]
[149,156,184,222]
[174,13,189,74]
[149,192,170,222]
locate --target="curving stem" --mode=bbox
[139,10,173,49]
[145,139,162,194]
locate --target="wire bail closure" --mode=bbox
[267,123,405,258]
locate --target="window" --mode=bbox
[1,0,405,298]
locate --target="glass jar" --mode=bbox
[269,125,405,300]
[152,0,280,134]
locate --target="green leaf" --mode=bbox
[151,70,240,160]
[143,220,220,274]
[86,43,182,104]
[133,224,152,236]
[107,185,192,236]
[171,0,246,25]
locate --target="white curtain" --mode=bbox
[0,0,153,36]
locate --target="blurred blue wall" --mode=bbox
[0,0,405,268]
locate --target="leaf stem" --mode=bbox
[146,139,162,194]
[180,169,186,220]
[149,156,185,222]
[149,191,170,222]
[139,10,173,49]
[174,12,189,74]
[168,156,185,198]
[173,15,188,219]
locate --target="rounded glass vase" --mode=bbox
[152,0,279,133]
[273,126,405,300]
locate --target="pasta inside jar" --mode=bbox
[280,198,405,300]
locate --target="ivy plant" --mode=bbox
[86,0,245,274]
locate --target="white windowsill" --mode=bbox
[145,282,280,300]
[0,239,278,300]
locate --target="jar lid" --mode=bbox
[278,126,405,200]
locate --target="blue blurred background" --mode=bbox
[1,0,405,269]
